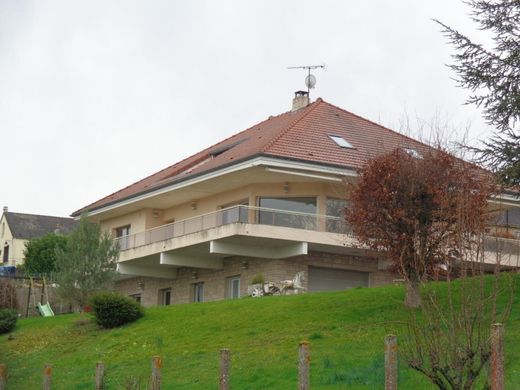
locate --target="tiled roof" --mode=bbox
[4,212,78,240]
[73,98,434,216]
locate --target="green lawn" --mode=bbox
[1,277,519,389]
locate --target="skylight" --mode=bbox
[329,135,353,148]
[403,147,422,159]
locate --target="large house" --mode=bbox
[73,92,520,307]
[0,208,77,267]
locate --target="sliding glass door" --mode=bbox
[258,197,317,230]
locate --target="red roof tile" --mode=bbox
[73,98,434,216]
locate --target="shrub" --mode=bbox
[0,309,17,334]
[251,274,265,285]
[89,292,144,328]
[0,279,18,309]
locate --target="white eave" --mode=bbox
[490,192,520,207]
[82,156,357,219]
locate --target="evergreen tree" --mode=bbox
[54,215,119,310]
[435,1,520,185]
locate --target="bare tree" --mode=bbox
[403,196,514,389]
[347,147,493,308]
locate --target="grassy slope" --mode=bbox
[1,278,519,389]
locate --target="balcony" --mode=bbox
[113,206,520,279]
[483,235,520,267]
[115,205,354,252]
[116,205,520,278]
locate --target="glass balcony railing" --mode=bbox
[483,235,520,258]
[114,205,354,251]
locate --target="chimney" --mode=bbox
[2,207,7,213]
[291,90,310,111]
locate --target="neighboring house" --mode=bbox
[73,92,520,307]
[0,208,77,267]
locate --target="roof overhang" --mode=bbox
[76,156,357,220]
[490,192,520,207]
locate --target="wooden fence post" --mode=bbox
[298,341,310,390]
[26,281,32,317]
[0,364,6,390]
[43,364,52,390]
[150,356,162,390]
[384,334,398,390]
[491,323,504,390]
[95,361,105,390]
[220,348,231,390]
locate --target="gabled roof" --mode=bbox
[3,212,77,240]
[73,98,433,216]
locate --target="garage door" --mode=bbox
[308,267,369,292]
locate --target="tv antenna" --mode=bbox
[287,64,326,96]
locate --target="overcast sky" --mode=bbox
[0,1,493,217]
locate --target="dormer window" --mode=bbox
[329,135,354,148]
[209,138,248,158]
[403,147,422,159]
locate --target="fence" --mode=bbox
[0,324,505,390]
[0,276,73,317]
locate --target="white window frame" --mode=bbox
[160,288,172,306]
[115,225,131,236]
[115,225,131,250]
[328,134,354,148]
[227,276,241,299]
[403,147,422,159]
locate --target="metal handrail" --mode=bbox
[113,205,520,255]
[114,205,353,251]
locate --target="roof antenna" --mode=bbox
[287,64,326,97]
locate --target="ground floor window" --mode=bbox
[159,288,172,305]
[227,276,240,299]
[193,282,204,302]
[130,293,142,304]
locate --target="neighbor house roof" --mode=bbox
[3,212,78,240]
[73,98,434,216]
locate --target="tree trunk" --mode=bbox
[405,278,421,308]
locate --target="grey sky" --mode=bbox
[0,1,492,217]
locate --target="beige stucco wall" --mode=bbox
[100,209,148,236]
[115,251,395,307]
[162,185,252,223]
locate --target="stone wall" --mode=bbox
[114,251,398,307]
